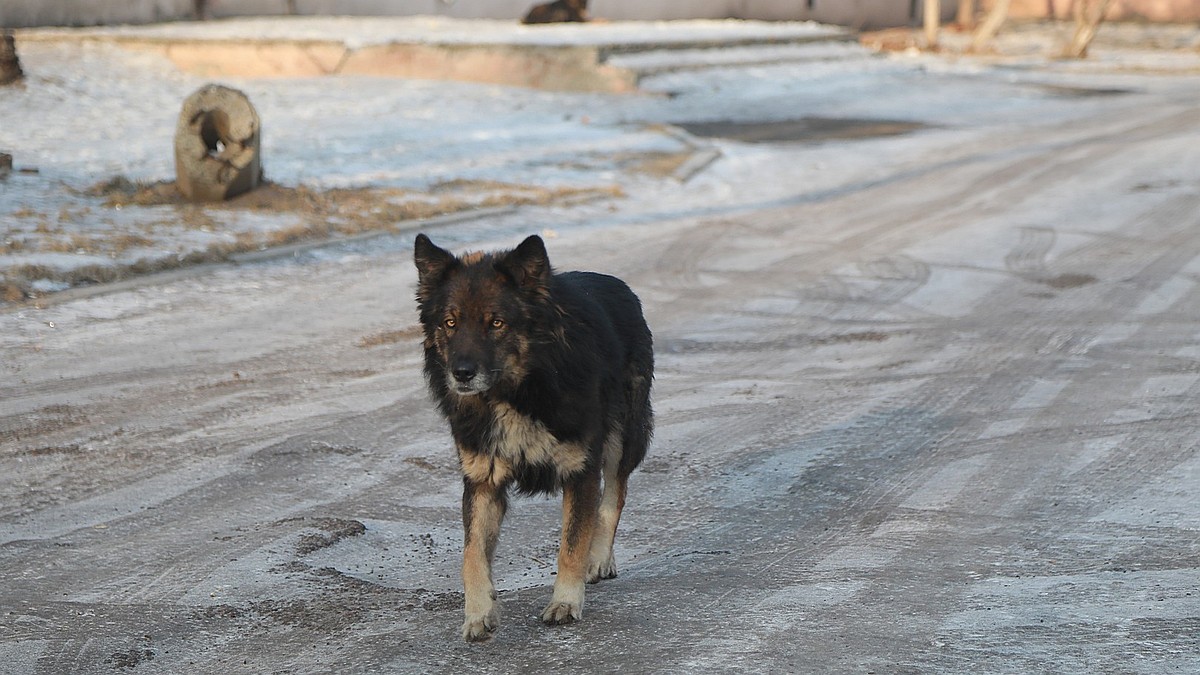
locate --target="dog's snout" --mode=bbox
[451,361,478,383]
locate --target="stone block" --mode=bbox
[1,30,22,85]
[174,84,262,202]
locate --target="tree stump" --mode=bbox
[1,30,23,85]
[1,152,12,177]
[174,84,262,202]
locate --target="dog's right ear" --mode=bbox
[414,234,457,298]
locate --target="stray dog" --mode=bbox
[414,234,653,641]
[522,0,589,24]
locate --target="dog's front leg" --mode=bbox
[461,477,507,641]
[542,470,600,625]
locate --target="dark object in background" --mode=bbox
[1,30,23,85]
[523,0,589,24]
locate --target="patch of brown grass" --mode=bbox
[7,263,57,282]
[5,177,624,305]
[2,283,26,303]
[89,176,180,207]
[109,233,157,255]
[606,150,693,178]
[0,237,27,255]
[357,326,422,348]
[39,233,101,254]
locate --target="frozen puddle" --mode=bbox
[675,117,927,143]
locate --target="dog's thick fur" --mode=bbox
[414,234,653,641]
[522,0,588,24]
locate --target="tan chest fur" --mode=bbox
[458,402,588,486]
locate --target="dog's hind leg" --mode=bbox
[461,477,507,641]
[542,470,600,625]
[587,428,626,583]
[587,369,653,583]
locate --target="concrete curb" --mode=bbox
[653,124,723,183]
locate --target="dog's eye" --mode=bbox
[443,318,456,329]
[491,318,505,329]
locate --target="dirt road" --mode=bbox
[4,65,1200,672]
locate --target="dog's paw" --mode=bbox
[461,609,499,642]
[586,554,618,584]
[540,600,582,626]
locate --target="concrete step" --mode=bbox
[17,17,861,92]
[606,40,872,78]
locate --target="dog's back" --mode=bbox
[556,271,653,474]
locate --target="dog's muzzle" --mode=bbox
[448,361,491,395]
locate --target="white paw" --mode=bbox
[586,554,618,584]
[540,600,582,626]
[461,607,499,642]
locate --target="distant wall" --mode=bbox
[191,0,930,26]
[0,0,193,27]
[0,0,950,29]
[13,0,1200,28]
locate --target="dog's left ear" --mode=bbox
[499,235,551,290]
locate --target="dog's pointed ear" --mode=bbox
[414,234,457,298]
[499,235,551,290]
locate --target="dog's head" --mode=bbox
[414,234,553,397]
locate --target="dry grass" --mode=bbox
[39,234,99,254]
[626,151,693,177]
[0,237,27,255]
[596,149,695,178]
[357,326,423,348]
[3,176,624,304]
[108,233,157,255]
[2,283,25,303]
[90,178,619,228]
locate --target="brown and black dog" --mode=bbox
[414,234,653,641]
[522,0,589,24]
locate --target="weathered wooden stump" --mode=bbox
[174,84,262,202]
[1,30,23,85]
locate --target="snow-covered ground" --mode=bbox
[2,17,1199,302]
[3,19,1200,671]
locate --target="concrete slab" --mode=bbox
[15,16,854,91]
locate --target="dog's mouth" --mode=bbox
[448,372,492,396]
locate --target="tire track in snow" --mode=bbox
[642,106,1200,669]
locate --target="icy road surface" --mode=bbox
[3,24,1200,674]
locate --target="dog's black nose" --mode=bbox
[451,362,477,383]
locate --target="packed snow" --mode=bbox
[2,17,1198,301]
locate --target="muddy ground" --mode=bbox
[4,28,1200,675]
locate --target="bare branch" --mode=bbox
[971,0,1011,52]
[1063,0,1114,58]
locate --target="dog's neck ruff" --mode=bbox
[478,400,584,471]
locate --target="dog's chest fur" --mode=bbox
[457,401,587,488]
